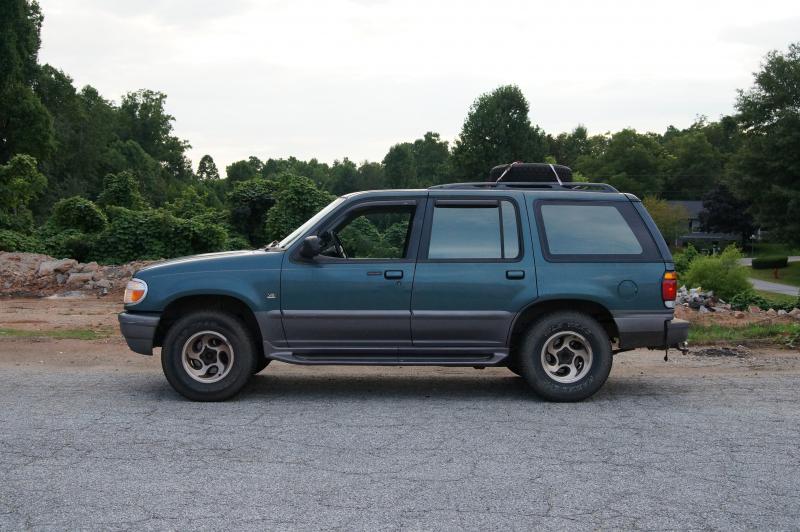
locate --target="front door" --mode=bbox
[281,197,426,351]
[411,195,537,349]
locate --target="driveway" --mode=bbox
[750,277,800,297]
[1,340,799,530]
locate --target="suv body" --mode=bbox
[119,182,688,401]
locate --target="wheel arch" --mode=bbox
[153,294,264,359]
[507,298,619,363]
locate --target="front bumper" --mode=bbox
[118,312,160,355]
[614,312,689,350]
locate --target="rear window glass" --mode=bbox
[538,202,651,257]
[428,200,519,260]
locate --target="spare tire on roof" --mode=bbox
[489,163,573,183]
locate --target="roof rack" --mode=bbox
[429,182,619,193]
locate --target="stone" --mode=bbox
[66,272,94,286]
[777,309,787,316]
[789,308,800,317]
[80,261,99,272]
[699,306,710,313]
[37,259,77,276]
[748,305,761,313]
[766,308,777,316]
[95,279,112,289]
[734,311,745,319]
[56,273,66,285]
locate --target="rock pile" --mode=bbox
[676,286,728,313]
[0,252,155,298]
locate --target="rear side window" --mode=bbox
[535,200,659,261]
[427,200,520,260]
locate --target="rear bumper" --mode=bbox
[614,312,689,350]
[118,312,160,355]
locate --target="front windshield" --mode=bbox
[277,197,346,248]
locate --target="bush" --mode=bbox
[0,229,43,253]
[673,244,700,275]
[91,208,228,263]
[42,229,96,263]
[751,256,789,269]
[224,234,252,251]
[730,289,800,312]
[52,196,108,233]
[684,245,750,299]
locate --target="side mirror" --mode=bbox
[300,235,322,259]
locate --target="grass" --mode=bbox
[753,290,800,307]
[0,327,111,340]
[688,322,800,345]
[748,262,800,289]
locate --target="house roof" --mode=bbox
[667,200,704,219]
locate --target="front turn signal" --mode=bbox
[124,279,148,305]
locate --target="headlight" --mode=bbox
[124,279,148,305]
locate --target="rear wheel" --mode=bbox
[161,310,256,401]
[518,311,612,402]
[253,358,270,374]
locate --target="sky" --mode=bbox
[37,0,800,175]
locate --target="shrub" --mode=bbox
[91,208,228,263]
[96,171,146,210]
[224,234,252,251]
[42,229,96,263]
[684,245,749,299]
[730,289,800,312]
[52,196,108,233]
[673,244,700,275]
[0,229,43,253]
[751,256,789,269]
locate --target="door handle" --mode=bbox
[384,270,404,280]
[506,270,525,280]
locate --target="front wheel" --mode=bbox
[518,311,612,402]
[161,310,257,401]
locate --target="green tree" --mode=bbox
[197,155,220,180]
[328,158,359,195]
[264,174,334,241]
[97,171,146,210]
[382,143,416,188]
[412,132,450,186]
[227,178,278,245]
[661,130,723,199]
[642,196,689,247]
[699,184,755,246]
[0,154,47,231]
[451,85,548,179]
[547,126,590,169]
[731,43,800,244]
[51,196,107,233]
[575,129,664,197]
[226,159,261,182]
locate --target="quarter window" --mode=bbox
[427,200,520,260]
[538,202,649,257]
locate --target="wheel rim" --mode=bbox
[540,331,593,384]
[181,331,235,384]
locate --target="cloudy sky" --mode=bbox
[38,0,800,174]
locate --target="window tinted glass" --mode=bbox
[428,200,519,260]
[324,206,413,259]
[501,201,519,258]
[540,203,643,255]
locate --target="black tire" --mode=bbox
[518,311,612,402]
[506,362,523,377]
[161,310,257,401]
[253,358,271,375]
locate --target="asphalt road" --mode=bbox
[2,361,800,530]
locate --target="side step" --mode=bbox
[268,349,509,366]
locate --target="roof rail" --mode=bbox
[429,182,619,193]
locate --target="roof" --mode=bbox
[667,200,704,218]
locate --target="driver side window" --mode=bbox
[320,205,415,260]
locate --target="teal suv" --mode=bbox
[119,180,688,402]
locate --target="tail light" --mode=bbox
[662,271,678,307]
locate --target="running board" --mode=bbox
[267,349,509,366]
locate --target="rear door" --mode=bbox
[410,194,537,349]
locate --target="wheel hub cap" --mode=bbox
[540,331,593,384]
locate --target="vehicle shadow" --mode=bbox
[234,369,676,403]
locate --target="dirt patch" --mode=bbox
[692,346,751,358]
